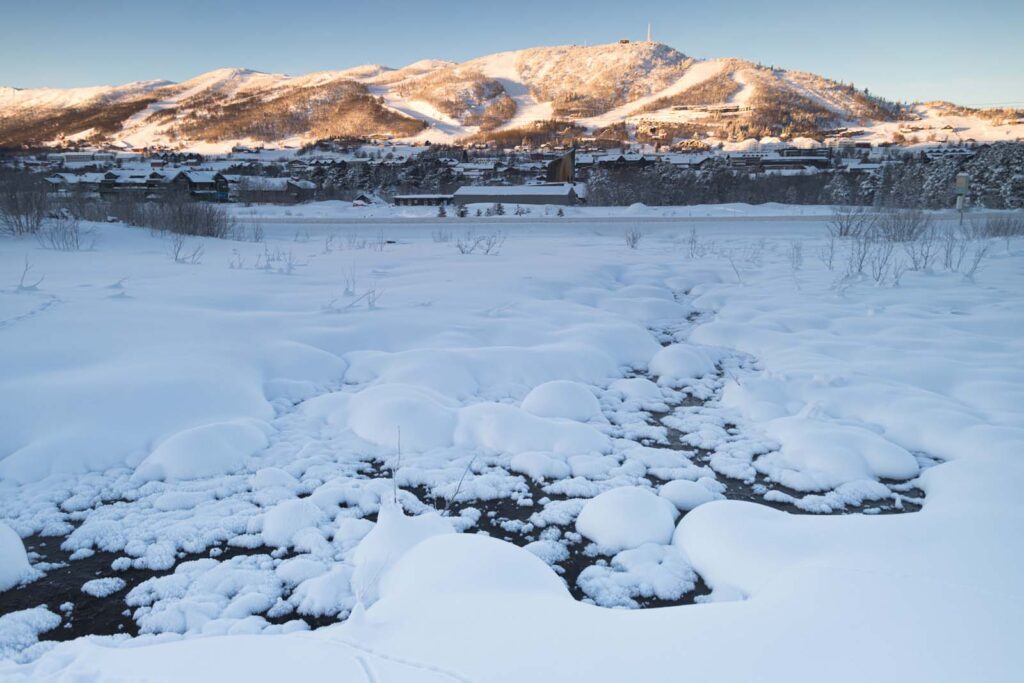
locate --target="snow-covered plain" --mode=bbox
[0,209,1022,681]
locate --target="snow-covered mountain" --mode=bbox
[1,41,1021,150]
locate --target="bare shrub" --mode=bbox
[16,256,44,291]
[819,234,837,271]
[941,225,970,272]
[846,233,872,277]
[902,227,939,271]
[624,227,644,249]
[827,205,874,239]
[788,241,804,271]
[0,171,50,235]
[962,241,991,280]
[168,233,204,264]
[37,215,91,251]
[432,229,453,243]
[456,230,505,255]
[876,209,931,243]
[686,227,711,258]
[869,239,894,284]
[974,215,1024,252]
[94,192,234,238]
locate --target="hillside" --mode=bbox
[1,41,1021,150]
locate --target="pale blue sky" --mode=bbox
[1,0,1021,106]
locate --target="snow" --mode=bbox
[648,343,718,387]
[577,543,697,607]
[520,380,603,421]
[658,479,725,511]
[377,532,570,603]
[261,499,325,548]
[133,419,272,483]
[0,608,60,664]
[345,384,457,451]
[80,577,126,598]
[575,487,679,551]
[1,208,1023,680]
[350,503,454,607]
[757,416,920,492]
[0,523,35,591]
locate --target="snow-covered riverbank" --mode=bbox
[1,213,1022,681]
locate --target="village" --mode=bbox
[3,137,993,209]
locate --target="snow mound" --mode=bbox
[521,380,604,422]
[378,532,570,604]
[760,416,920,491]
[510,451,571,481]
[350,503,454,607]
[659,479,725,512]
[133,419,271,482]
[456,402,610,455]
[609,377,665,402]
[649,344,718,387]
[261,499,325,548]
[0,523,35,591]
[575,487,679,551]
[347,384,457,451]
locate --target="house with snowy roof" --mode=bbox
[169,171,229,201]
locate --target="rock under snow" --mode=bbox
[521,380,604,422]
[575,487,679,551]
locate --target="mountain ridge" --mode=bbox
[1,41,1020,150]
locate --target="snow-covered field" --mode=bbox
[1,210,1022,681]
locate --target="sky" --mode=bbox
[1,0,1022,106]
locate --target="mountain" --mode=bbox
[2,42,1021,151]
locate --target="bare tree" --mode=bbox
[0,171,50,236]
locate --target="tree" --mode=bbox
[0,170,50,235]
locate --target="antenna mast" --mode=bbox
[647,22,652,42]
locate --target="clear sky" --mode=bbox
[2,0,1022,106]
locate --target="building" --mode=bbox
[392,194,453,207]
[170,171,229,201]
[452,183,580,206]
[236,177,315,204]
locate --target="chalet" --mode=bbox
[170,171,229,201]
[236,177,315,204]
[392,194,453,207]
[44,172,105,194]
[452,183,580,206]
